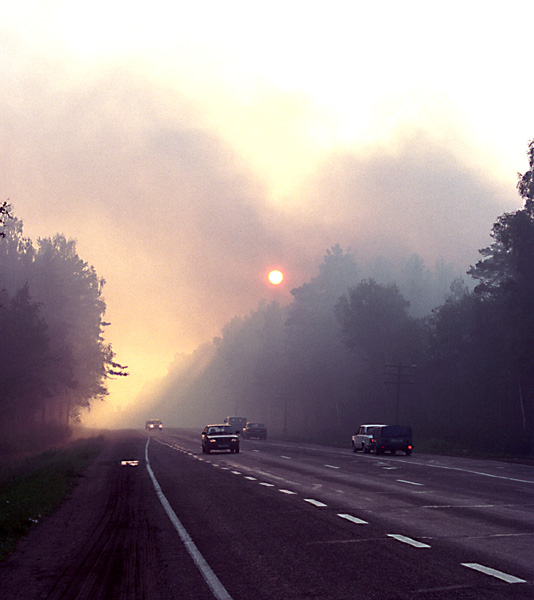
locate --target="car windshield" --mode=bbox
[208,427,233,435]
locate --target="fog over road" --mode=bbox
[3,429,534,599]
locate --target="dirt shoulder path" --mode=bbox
[0,430,207,600]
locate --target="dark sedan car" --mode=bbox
[201,425,240,454]
[242,422,267,440]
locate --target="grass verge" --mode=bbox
[0,436,105,561]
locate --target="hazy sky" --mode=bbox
[2,1,533,424]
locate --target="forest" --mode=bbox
[138,141,534,455]
[4,140,534,456]
[0,207,126,453]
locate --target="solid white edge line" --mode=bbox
[387,534,430,548]
[145,439,234,600]
[462,563,527,584]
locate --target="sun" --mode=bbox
[268,270,284,285]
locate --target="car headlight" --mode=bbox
[231,438,238,443]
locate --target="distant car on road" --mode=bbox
[352,424,413,455]
[202,424,240,454]
[242,422,267,440]
[145,419,163,432]
[373,425,413,455]
[223,416,248,434]
[351,424,385,453]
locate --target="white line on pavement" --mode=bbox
[304,499,327,507]
[462,563,526,584]
[387,534,430,548]
[337,513,368,525]
[145,439,234,600]
[396,479,424,486]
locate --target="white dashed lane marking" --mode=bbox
[338,513,368,525]
[462,563,527,584]
[388,534,430,548]
[304,499,327,507]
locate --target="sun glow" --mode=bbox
[268,270,283,285]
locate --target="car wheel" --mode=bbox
[405,450,412,456]
[375,446,382,455]
[391,450,396,455]
[235,447,240,453]
[206,448,211,454]
[363,444,370,454]
[352,444,357,453]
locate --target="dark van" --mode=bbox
[373,425,413,455]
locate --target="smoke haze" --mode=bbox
[1,4,530,423]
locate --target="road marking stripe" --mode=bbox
[145,439,234,600]
[462,563,526,584]
[388,534,430,548]
[259,482,275,487]
[304,499,327,507]
[281,455,291,459]
[280,489,297,495]
[230,471,241,475]
[244,476,257,480]
[396,479,423,486]
[338,513,368,525]
[324,465,340,469]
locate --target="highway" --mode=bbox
[146,428,534,599]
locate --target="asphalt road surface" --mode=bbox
[2,428,534,599]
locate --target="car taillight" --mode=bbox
[408,445,413,450]
[371,438,375,443]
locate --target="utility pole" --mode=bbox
[384,364,417,425]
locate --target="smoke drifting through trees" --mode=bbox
[134,142,534,454]
[0,215,127,453]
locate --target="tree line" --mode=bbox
[142,140,534,455]
[0,209,127,452]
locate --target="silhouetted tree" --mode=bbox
[285,246,361,436]
[0,213,127,446]
[466,139,534,446]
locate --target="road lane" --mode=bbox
[147,430,534,598]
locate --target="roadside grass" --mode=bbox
[0,436,105,561]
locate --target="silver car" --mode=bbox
[351,424,385,453]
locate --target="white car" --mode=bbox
[351,424,385,453]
